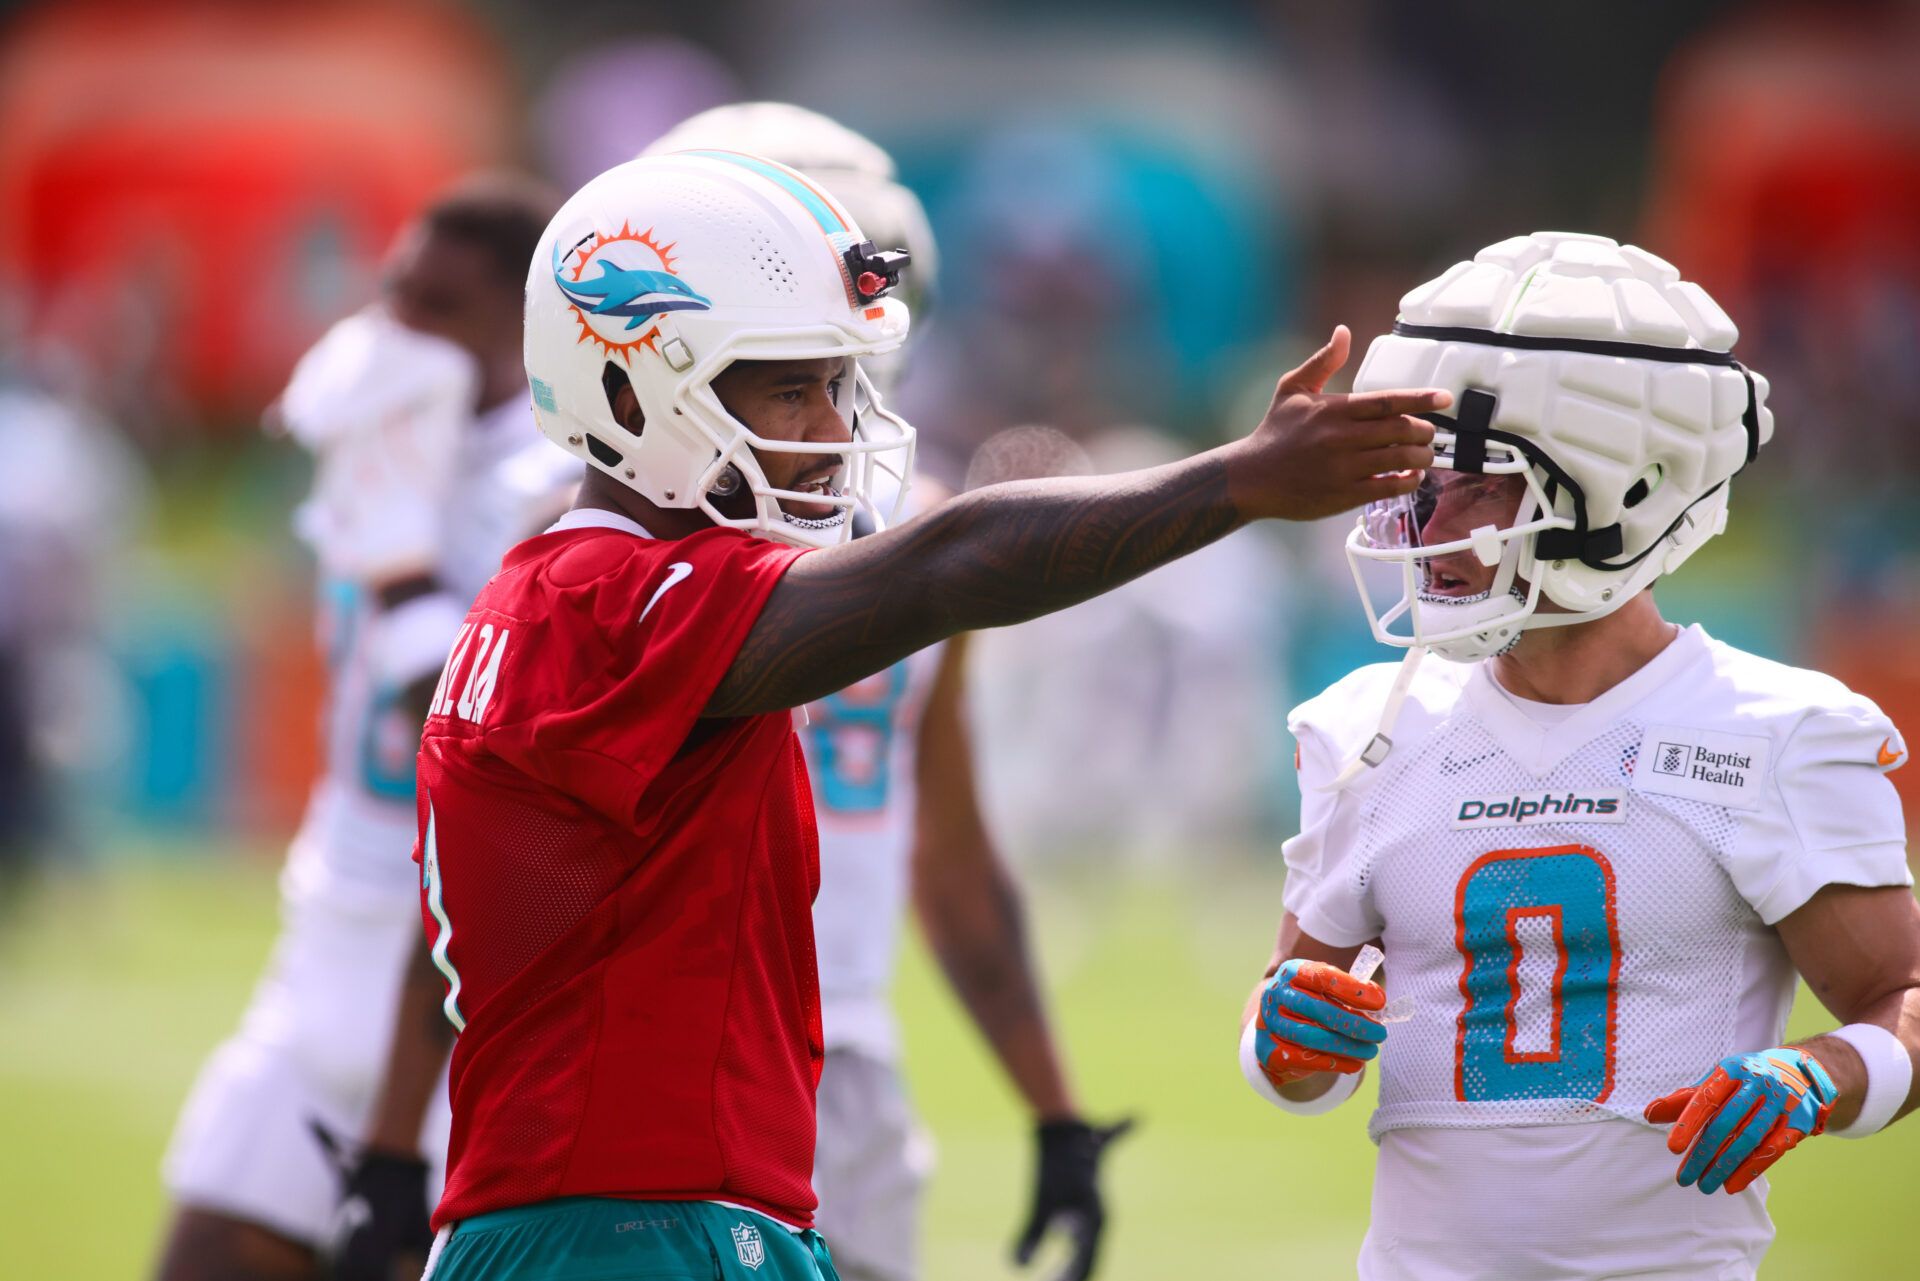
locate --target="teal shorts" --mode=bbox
[425,1197,842,1281]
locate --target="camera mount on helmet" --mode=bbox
[844,241,911,303]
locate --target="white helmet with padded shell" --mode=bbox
[1346,231,1771,662]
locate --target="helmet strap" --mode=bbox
[1319,646,1429,792]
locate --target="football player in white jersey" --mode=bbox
[327,108,1125,1281]
[1240,232,1920,1280]
[153,177,577,1281]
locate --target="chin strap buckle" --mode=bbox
[1317,647,1428,793]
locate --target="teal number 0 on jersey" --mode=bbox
[1453,845,1620,1104]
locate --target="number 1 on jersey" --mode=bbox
[1453,844,1619,1104]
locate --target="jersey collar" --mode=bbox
[545,508,656,540]
[1460,623,1711,776]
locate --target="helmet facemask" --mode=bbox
[1347,416,1576,661]
[678,348,915,549]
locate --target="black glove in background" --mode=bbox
[1011,1117,1136,1281]
[310,1121,434,1281]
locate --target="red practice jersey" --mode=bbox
[414,508,820,1230]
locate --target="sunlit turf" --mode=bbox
[0,851,1912,1279]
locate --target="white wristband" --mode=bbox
[1238,1019,1364,1115]
[1826,1023,1912,1138]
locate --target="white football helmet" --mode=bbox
[1346,231,1772,662]
[523,151,916,549]
[641,102,939,397]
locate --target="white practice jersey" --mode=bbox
[278,311,581,913]
[803,641,943,1061]
[1282,624,1910,1277]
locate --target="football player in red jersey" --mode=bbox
[411,150,1446,1281]
[328,108,1135,1281]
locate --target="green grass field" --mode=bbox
[1,850,1912,1279]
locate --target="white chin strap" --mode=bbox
[1320,645,1428,792]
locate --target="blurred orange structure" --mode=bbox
[0,0,516,422]
[1644,4,1920,827]
[1643,5,1920,322]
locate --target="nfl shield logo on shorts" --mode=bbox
[731,1221,765,1271]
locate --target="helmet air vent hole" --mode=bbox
[1624,465,1663,509]
[585,434,623,468]
[601,361,643,437]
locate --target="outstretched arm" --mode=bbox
[705,328,1444,717]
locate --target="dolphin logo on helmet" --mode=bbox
[555,256,712,329]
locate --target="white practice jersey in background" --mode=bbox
[1281,624,1910,1276]
[803,641,943,1061]
[277,311,580,914]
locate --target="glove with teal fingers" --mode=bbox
[1644,1047,1838,1195]
[1252,958,1387,1087]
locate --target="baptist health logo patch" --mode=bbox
[1452,790,1627,830]
[1631,724,1771,811]
[731,1221,765,1271]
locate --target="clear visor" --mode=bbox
[1344,434,1573,654]
[1363,470,1527,560]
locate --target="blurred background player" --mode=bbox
[327,103,1131,1281]
[0,322,146,897]
[1241,233,1920,1280]
[151,176,576,1281]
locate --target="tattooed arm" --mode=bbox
[705,326,1445,717]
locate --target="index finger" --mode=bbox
[1326,413,1437,451]
[1668,1067,1741,1155]
[1347,388,1453,421]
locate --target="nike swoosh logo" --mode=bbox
[640,562,693,623]
[1878,737,1904,767]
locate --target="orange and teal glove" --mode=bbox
[1644,1048,1837,1195]
[1253,959,1388,1085]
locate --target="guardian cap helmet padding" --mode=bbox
[1347,231,1771,661]
[524,151,916,549]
